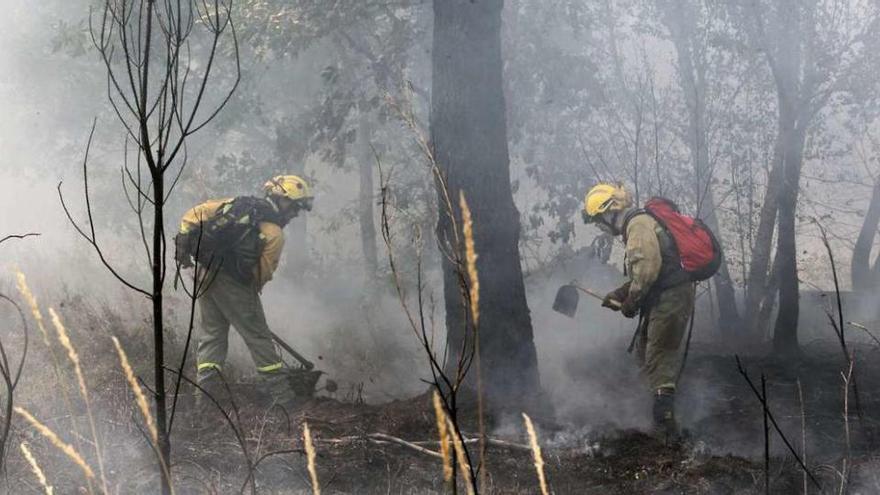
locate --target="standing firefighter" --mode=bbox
[175,175,314,409]
[582,183,720,439]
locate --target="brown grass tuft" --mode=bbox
[15,407,95,480]
[303,422,321,495]
[15,271,50,345]
[432,391,453,482]
[459,192,479,326]
[446,417,475,495]
[523,413,549,495]
[50,308,109,492]
[49,308,88,399]
[112,336,158,445]
[20,442,54,495]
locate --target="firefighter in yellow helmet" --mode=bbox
[583,183,694,440]
[175,175,314,410]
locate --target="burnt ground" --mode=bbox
[12,348,880,494]
[4,295,880,494]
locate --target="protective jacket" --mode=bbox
[621,211,689,307]
[179,198,285,289]
[619,208,694,392]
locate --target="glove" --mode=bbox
[602,282,631,310]
[621,296,640,319]
[174,233,195,269]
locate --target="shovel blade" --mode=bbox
[552,284,579,318]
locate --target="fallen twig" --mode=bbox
[314,432,532,458]
[369,433,443,459]
[846,321,880,348]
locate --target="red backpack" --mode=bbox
[641,197,722,282]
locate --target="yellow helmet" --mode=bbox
[583,183,631,221]
[263,175,313,201]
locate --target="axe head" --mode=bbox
[552,284,580,318]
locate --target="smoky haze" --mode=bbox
[2,0,880,492]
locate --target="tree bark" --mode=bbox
[744,143,782,335]
[770,0,807,354]
[431,0,543,414]
[772,122,806,353]
[851,181,880,292]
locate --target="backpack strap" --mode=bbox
[620,208,646,244]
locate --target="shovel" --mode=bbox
[269,330,338,397]
[552,283,621,318]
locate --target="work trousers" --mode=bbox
[195,271,290,399]
[633,282,695,391]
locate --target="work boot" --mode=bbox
[260,370,304,410]
[194,369,229,423]
[652,388,678,444]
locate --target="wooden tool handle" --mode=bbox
[574,285,622,309]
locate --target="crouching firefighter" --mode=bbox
[582,183,721,440]
[175,175,314,410]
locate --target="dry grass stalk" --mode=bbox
[432,391,453,482]
[15,272,92,492]
[15,271,49,345]
[21,442,54,495]
[49,308,88,399]
[797,378,807,495]
[446,417,475,495]
[15,407,95,480]
[50,308,109,493]
[459,192,489,491]
[112,337,158,445]
[523,413,550,495]
[303,422,321,495]
[459,192,479,326]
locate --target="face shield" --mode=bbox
[583,210,617,236]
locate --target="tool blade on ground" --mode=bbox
[552,284,580,318]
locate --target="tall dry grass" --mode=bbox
[447,416,475,495]
[523,413,549,495]
[303,422,321,495]
[112,337,158,445]
[15,407,95,481]
[459,192,479,325]
[48,308,109,493]
[432,391,453,482]
[20,442,54,495]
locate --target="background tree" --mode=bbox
[730,0,880,352]
[432,0,543,414]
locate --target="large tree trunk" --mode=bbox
[772,121,806,353]
[744,145,782,335]
[852,181,880,292]
[770,1,806,355]
[431,0,542,414]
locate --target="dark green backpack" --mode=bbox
[188,196,281,282]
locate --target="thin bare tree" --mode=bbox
[59,1,239,492]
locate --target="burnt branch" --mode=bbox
[0,293,29,470]
[0,233,40,246]
[735,356,822,489]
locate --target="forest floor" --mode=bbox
[10,343,880,493]
[5,293,880,493]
